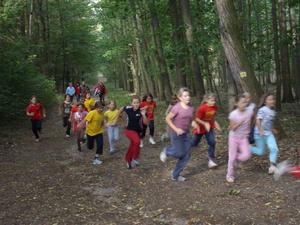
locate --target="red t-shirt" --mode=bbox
[140,101,157,120]
[194,103,218,134]
[75,86,81,95]
[27,103,43,120]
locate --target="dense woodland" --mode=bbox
[1,0,300,120]
[0,0,100,119]
[99,0,300,108]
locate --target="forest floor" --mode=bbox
[1,91,300,225]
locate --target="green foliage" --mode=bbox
[0,0,102,121]
[0,40,56,120]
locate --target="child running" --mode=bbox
[60,95,72,138]
[243,92,256,144]
[140,93,157,147]
[26,96,46,142]
[226,95,252,183]
[251,93,279,174]
[84,92,96,112]
[160,88,195,182]
[104,100,120,155]
[84,101,105,165]
[117,96,148,169]
[191,93,221,168]
[74,103,88,151]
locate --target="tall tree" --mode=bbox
[278,0,294,102]
[214,0,263,100]
[180,0,205,97]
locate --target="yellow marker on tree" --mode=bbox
[240,71,247,78]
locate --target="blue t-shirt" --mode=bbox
[254,106,276,136]
[66,86,75,96]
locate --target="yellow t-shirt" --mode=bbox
[85,109,104,136]
[84,98,95,112]
[104,109,119,125]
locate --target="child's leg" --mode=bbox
[63,116,68,127]
[190,134,202,147]
[165,133,185,159]
[87,135,94,150]
[236,138,251,162]
[77,131,81,151]
[124,130,140,162]
[36,120,42,133]
[66,120,71,135]
[107,126,114,152]
[113,126,119,141]
[149,120,155,137]
[95,133,104,156]
[31,120,39,139]
[251,134,266,156]
[227,136,238,178]
[141,124,147,139]
[205,130,216,159]
[266,134,279,164]
[172,134,191,179]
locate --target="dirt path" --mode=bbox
[0,107,299,225]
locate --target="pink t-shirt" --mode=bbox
[228,109,252,138]
[170,102,194,134]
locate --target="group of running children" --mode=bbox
[26,86,280,183]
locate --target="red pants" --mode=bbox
[124,129,140,163]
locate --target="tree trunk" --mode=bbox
[215,0,263,101]
[149,0,172,101]
[279,0,294,102]
[271,0,282,110]
[180,0,205,97]
[169,0,187,88]
[28,0,33,38]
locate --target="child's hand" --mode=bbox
[141,109,147,116]
[43,114,46,118]
[259,128,264,136]
[272,129,278,135]
[204,122,211,132]
[175,128,185,136]
[191,121,200,133]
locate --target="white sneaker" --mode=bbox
[274,160,292,181]
[208,159,218,169]
[160,148,167,163]
[226,176,235,183]
[139,140,143,148]
[133,160,140,167]
[160,133,169,142]
[66,134,70,138]
[92,158,103,165]
[149,137,156,145]
[171,175,186,182]
[268,164,277,174]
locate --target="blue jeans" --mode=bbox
[166,133,192,179]
[251,133,279,164]
[107,126,119,152]
[191,130,216,159]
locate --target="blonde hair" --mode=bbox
[201,92,216,104]
[177,87,190,97]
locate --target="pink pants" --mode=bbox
[227,135,251,178]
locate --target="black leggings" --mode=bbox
[87,133,103,155]
[63,116,71,135]
[141,120,154,138]
[31,120,42,139]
